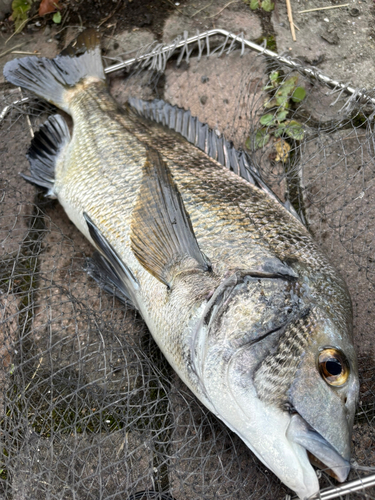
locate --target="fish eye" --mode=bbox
[318,348,349,387]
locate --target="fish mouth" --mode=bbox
[287,413,351,483]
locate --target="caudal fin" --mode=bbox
[3,30,105,113]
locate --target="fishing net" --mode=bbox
[1,30,375,499]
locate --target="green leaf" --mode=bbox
[284,120,305,140]
[263,71,279,90]
[261,0,274,11]
[11,0,32,32]
[254,128,270,149]
[275,94,289,107]
[259,113,275,126]
[12,0,31,14]
[270,71,279,83]
[278,76,299,97]
[274,124,286,138]
[292,86,306,102]
[53,11,62,23]
[249,0,259,9]
[264,98,277,109]
[276,109,288,122]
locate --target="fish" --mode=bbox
[3,30,359,499]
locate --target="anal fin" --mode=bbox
[23,114,70,196]
[84,213,139,309]
[130,147,212,288]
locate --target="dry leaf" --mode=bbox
[39,0,60,16]
[275,138,290,162]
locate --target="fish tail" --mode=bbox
[3,29,105,113]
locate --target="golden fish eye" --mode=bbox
[318,348,349,387]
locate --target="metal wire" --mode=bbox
[103,29,375,106]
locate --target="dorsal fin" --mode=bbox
[130,147,212,288]
[128,97,305,225]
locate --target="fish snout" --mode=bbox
[286,413,351,483]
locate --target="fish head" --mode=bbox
[286,312,359,483]
[199,275,359,500]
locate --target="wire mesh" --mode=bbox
[1,31,375,499]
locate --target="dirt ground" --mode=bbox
[0,0,375,499]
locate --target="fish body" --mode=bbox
[4,31,359,499]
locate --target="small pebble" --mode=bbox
[324,18,329,22]
[200,95,208,105]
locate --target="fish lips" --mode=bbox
[286,413,350,483]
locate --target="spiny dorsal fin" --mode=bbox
[128,97,305,226]
[130,147,212,287]
[23,114,70,195]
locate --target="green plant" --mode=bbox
[247,71,306,158]
[52,10,61,23]
[11,0,33,32]
[246,0,274,12]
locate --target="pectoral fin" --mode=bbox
[130,147,211,287]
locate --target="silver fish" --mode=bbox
[3,30,359,499]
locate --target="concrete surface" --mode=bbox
[273,0,375,90]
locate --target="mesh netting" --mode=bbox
[1,32,375,499]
